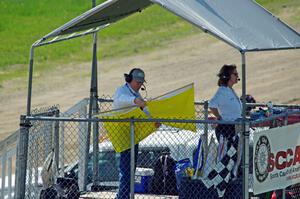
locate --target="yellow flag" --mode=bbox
[147,83,196,131]
[96,83,196,152]
[99,107,157,153]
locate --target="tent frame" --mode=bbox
[15,1,300,199]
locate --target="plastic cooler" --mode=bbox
[134,168,154,193]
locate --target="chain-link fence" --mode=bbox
[0,105,59,199]
[13,97,300,199]
[0,130,17,199]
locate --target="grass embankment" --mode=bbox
[0,0,299,86]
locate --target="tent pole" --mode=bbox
[91,31,100,187]
[91,0,100,188]
[26,46,35,116]
[241,52,249,199]
[84,0,100,191]
[15,46,35,199]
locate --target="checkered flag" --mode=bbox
[202,135,239,198]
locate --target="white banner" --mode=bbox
[253,123,300,194]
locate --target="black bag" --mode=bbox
[40,177,79,199]
[150,152,178,195]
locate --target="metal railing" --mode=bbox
[18,109,300,199]
[1,97,300,199]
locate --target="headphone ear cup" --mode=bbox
[124,74,132,83]
[222,72,231,81]
[222,75,229,81]
[128,75,132,83]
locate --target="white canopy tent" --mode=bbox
[37,0,300,50]
[31,0,300,122]
[19,0,300,198]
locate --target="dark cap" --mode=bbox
[131,68,146,83]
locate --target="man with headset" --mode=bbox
[113,68,147,199]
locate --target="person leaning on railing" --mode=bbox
[113,68,159,199]
[206,64,243,195]
[208,64,242,142]
[113,68,147,199]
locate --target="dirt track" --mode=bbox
[0,31,300,140]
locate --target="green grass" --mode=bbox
[0,0,299,84]
[256,0,300,23]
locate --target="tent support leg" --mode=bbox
[241,52,249,199]
[26,46,35,116]
[91,32,100,186]
[91,0,100,188]
[85,0,100,191]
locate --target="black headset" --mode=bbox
[124,68,146,91]
[124,68,139,83]
[218,69,240,82]
[218,70,231,82]
[218,64,239,81]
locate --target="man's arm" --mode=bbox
[134,98,146,109]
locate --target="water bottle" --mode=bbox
[267,101,273,116]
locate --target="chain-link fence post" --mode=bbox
[78,103,88,191]
[243,121,250,199]
[92,100,99,186]
[130,120,135,199]
[59,121,65,177]
[15,115,30,199]
[203,100,209,160]
[54,108,60,174]
[282,112,289,199]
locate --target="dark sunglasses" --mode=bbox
[232,73,239,76]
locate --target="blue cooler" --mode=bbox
[134,168,154,193]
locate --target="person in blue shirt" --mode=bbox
[209,64,243,180]
[113,68,149,199]
[209,64,242,141]
[113,68,147,110]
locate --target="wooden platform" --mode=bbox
[80,191,179,199]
